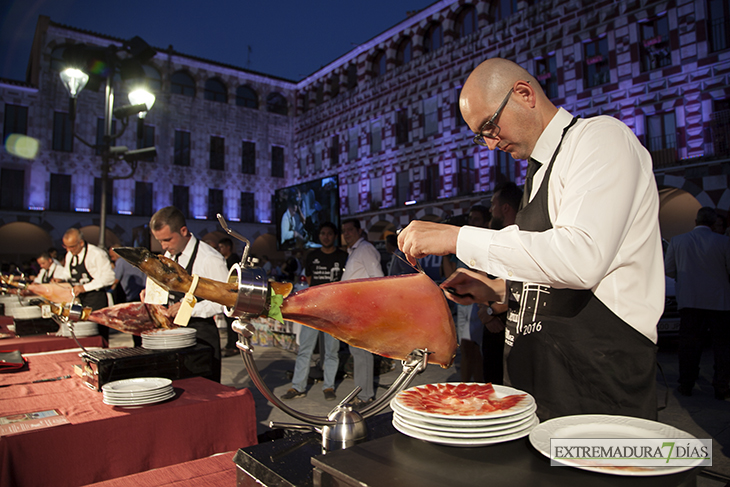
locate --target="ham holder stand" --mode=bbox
[217,214,431,451]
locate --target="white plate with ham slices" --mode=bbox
[392,383,535,420]
[391,382,539,446]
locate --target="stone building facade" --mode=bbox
[295,0,730,233]
[2,0,730,260]
[1,16,296,255]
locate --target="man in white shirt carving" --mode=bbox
[34,252,69,283]
[149,206,229,382]
[398,58,664,421]
[62,228,115,341]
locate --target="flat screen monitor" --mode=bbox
[274,176,340,251]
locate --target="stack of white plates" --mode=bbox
[2,295,33,311]
[102,377,175,407]
[141,328,196,350]
[7,305,42,320]
[0,294,23,309]
[60,320,98,337]
[390,382,539,447]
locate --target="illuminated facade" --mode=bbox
[1,0,730,256]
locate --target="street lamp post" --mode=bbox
[99,78,114,249]
[58,38,157,249]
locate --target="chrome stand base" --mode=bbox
[232,319,431,452]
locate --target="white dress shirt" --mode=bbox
[34,259,70,283]
[166,235,228,318]
[342,237,384,281]
[64,243,116,292]
[457,108,664,342]
[665,225,730,310]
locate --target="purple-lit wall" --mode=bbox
[2,0,730,256]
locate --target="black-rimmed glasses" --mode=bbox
[472,87,514,147]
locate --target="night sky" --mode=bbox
[0,0,434,83]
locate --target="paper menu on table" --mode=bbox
[0,409,69,435]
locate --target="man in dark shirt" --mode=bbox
[217,238,241,269]
[281,222,348,401]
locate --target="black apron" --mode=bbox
[69,243,110,340]
[505,117,657,421]
[41,264,55,283]
[169,239,221,383]
[69,243,108,311]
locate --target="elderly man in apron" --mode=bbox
[62,228,115,341]
[398,58,663,421]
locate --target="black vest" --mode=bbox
[69,243,107,311]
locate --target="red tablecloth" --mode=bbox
[0,334,105,354]
[0,316,13,332]
[86,452,237,486]
[0,351,257,487]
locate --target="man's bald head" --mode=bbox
[459,58,557,160]
[464,58,538,98]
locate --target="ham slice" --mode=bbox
[88,302,175,335]
[112,247,457,367]
[397,383,528,416]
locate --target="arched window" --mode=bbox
[236,85,258,108]
[424,23,443,54]
[204,78,227,103]
[456,6,477,38]
[373,50,387,77]
[396,38,412,66]
[266,92,288,115]
[141,64,161,92]
[170,71,195,97]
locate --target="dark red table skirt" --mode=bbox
[1,334,105,354]
[0,351,257,487]
[86,451,237,486]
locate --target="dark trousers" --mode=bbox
[188,317,222,383]
[225,316,237,350]
[678,307,730,394]
[482,327,504,385]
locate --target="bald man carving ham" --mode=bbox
[399,58,664,421]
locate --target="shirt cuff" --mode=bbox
[456,226,497,272]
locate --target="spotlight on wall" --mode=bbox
[123,147,157,162]
[112,103,150,120]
